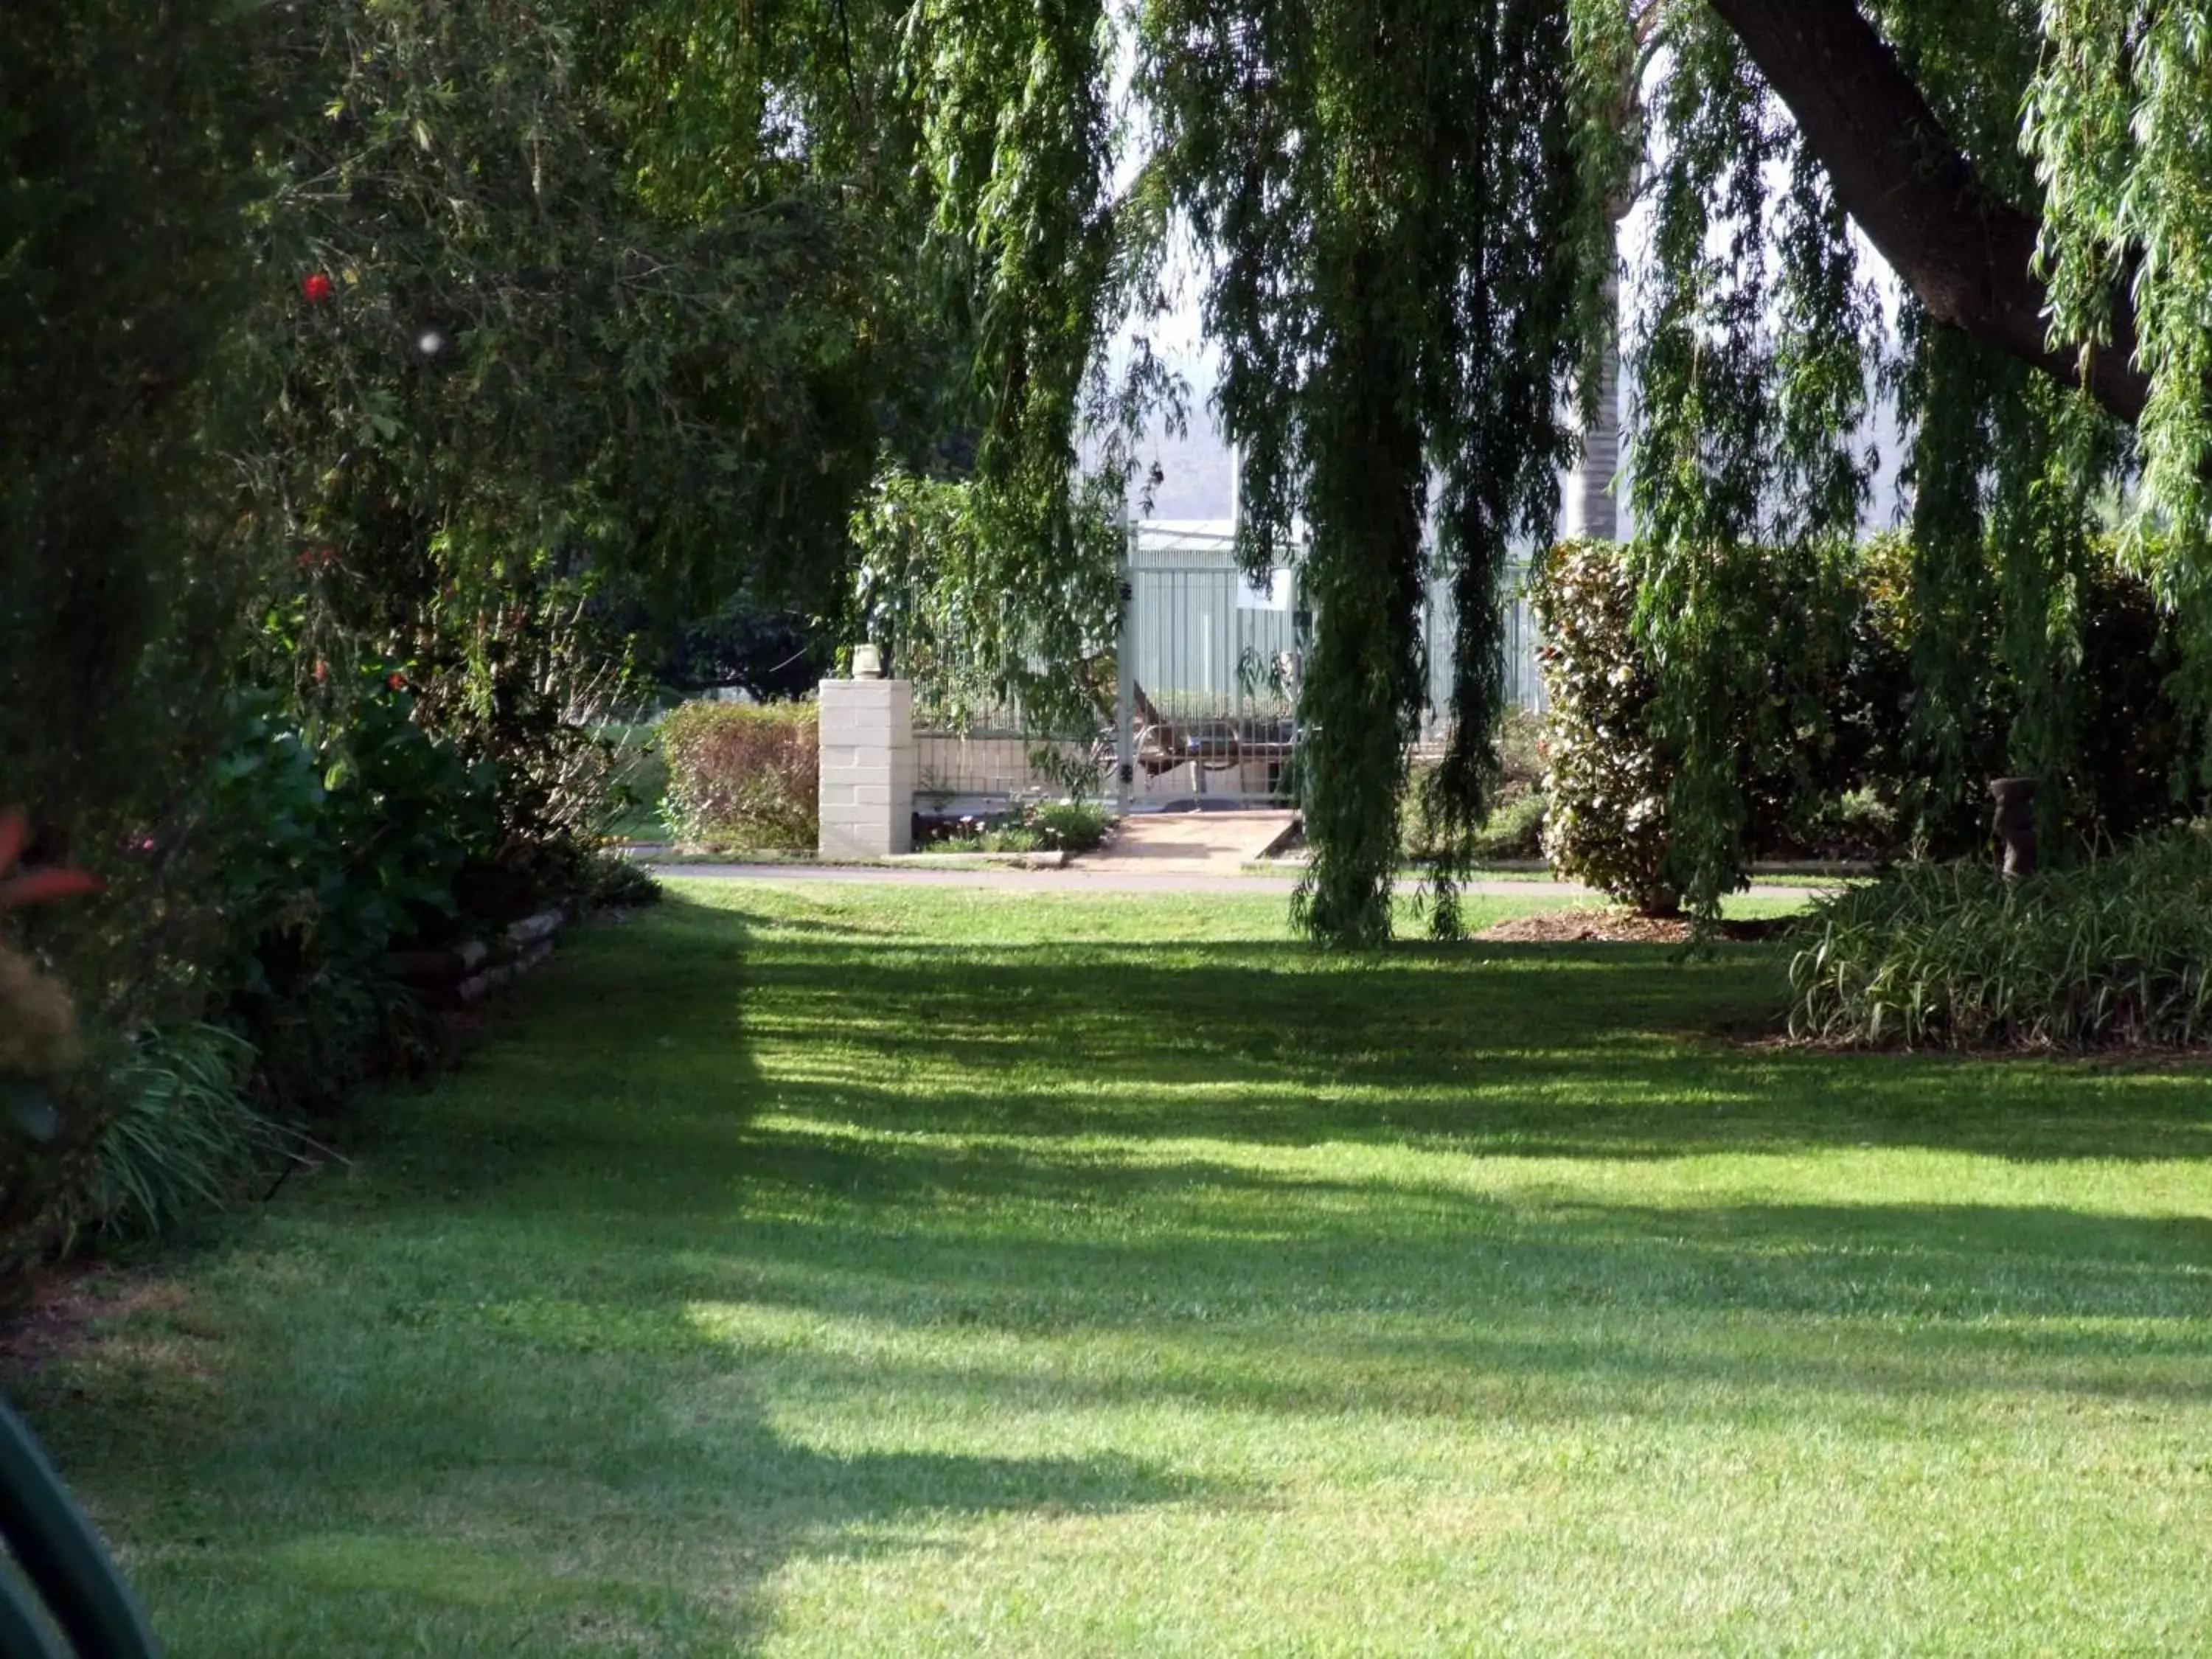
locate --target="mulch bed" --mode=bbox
[1475,908,1795,945]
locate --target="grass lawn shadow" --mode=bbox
[10,880,2211,1655]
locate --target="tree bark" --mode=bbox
[1564,265,1622,542]
[1706,0,2149,428]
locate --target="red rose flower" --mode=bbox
[386,671,407,691]
[302,273,334,302]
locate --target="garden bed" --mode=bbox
[1477,908,1794,944]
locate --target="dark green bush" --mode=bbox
[1790,826,2212,1049]
[1027,801,1112,853]
[403,591,643,910]
[659,700,820,849]
[585,853,665,910]
[211,669,497,1111]
[928,799,1111,855]
[1470,791,1547,860]
[1531,536,2194,912]
[1404,773,1547,863]
[1404,710,1548,864]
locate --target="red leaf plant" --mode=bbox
[0,813,101,913]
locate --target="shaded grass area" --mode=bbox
[8,884,2211,1655]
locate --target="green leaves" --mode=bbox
[1140,0,1589,944]
[2028,1,2212,570]
[847,460,1121,741]
[1790,826,2212,1050]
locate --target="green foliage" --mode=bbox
[1406,713,1548,864]
[1028,800,1112,853]
[2028,3,2212,582]
[0,0,275,1048]
[80,1026,274,1242]
[1790,826,2212,1051]
[247,0,913,644]
[847,462,1121,737]
[582,854,665,911]
[401,586,644,909]
[658,700,820,849]
[1139,0,1586,945]
[1533,533,2194,911]
[934,799,1112,855]
[0,0,987,1289]
[1531,539,1679,911]
[210,672,494,1111]
[1624,10,1880,925]
[1467,791,1548,863]
[604,723,675,842]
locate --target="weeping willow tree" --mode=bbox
[1624,1,2206,922]
[1138,1,1599,943]
[916,0,2212,942]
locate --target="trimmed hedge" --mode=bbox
[659,700,819,849]
[1531,537,2189,914]
[1790,827,2212,1049]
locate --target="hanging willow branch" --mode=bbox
[914,0,2212,943]
[1141,0,1585,945]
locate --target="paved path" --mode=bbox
[651,860,1825,900]
[1087,808,1299,872]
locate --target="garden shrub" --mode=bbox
[1405,710,1548,863]
[1531,536,2195,912]
[1470,791,1547,860]
[1028,801,1112,853]
[659,700,820,849]
[209,671,496,1113]
[0,0,886,1293]
[75,1026,274,1243]
[930,799,1112,855]
[1537,535,1916,911]
[1790,825,2212,1050]
[404,590,643,913]
[585,853,665,910]
[1528,542,1684,912]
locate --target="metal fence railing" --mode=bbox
[909,520,1546,813]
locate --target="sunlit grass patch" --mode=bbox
[10,879,2211,1655]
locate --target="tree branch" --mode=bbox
[1705,0,2149,427]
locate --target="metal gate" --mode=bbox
[1110,521,1545,813]
[1114,524,1304,810]
[911,521,1545,815]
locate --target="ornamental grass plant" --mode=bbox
[1790,824,2212,1049]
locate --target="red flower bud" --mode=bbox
[386,672,407,691]
[302,273,334,303]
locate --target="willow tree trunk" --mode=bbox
[1562,265,1622,543]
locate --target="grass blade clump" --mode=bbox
[87,1026,278,1239]
[1790,825,2212,1049]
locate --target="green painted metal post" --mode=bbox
[1116,512,1135,815]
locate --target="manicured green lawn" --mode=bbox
[12,883,2211,1655]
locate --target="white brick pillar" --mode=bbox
[817,678,914,858]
